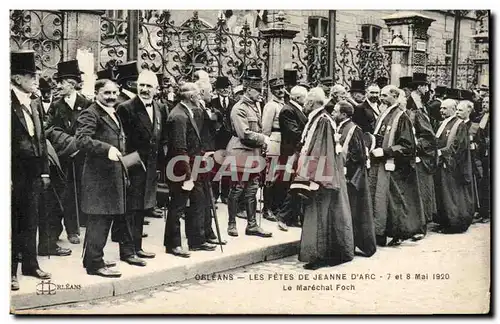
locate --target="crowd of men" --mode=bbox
[11,48,490,290]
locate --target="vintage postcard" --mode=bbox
[9,8,491,314]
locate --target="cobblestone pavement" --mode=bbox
[40,222,490,314]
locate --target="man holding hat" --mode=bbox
[406,72,438,240]
[46,59,92,244]
[261,77,286,222]
[211,76,235,203]
[226,69,273,238]
[352,83,381,134]
[11,50,52,290]
[116,61,139,105]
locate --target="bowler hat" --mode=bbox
[399,76,413,89]
[446,88,461,100]
[96,68,117,81]
[11,50,38,76]
[245,68,262,80]
[54,60,84,82]
[268,78,285,89]
[283,69,298,87]
[118,151,146,186]
[349,80,365,93]
[411,73,428,86]
[215,76,231,89]
[375,76,389,88]
[116,61,139,83]
[459,89,475,102]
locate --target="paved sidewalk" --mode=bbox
[11,201,301,311]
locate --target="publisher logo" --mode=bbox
[36,280,56,295]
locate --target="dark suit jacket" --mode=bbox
[352,100,380,134]
[279,101,307,157]
[75,102,127,215]
[116,97,163,210]
[211,96,235,150]
[11,90,49,179]
[45,93,92,136]
[166,102,203,182]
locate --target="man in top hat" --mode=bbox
[115,70,166,263]
[163,83,216,258]
[225,69,273,238]
[348,80,366,106]
[45,59,92,245]
[399,76,413,98]
[211,76,235,203]
[406,72,438,241]
[369,85,425,247]
[333,100,376,257]
[375,76,389,89]
[75,78,137,277]
[433,98,474,233]
[11,50,52,290]
[352,83,380,134]
[116,61,139,105]
[261,77,286,222]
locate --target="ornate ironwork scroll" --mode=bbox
[426,57,478,90]
[138,10,269,85]
[10,10,64,78]
[100,15,128,70]
[292,34,328,86]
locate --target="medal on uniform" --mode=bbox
[77,106,82,111]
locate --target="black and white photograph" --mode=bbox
[7,7,491,314]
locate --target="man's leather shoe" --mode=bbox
[387,238,402,246]
[166,246,191,258]
[144,220,150,225]
[137,250,156,258]
[189,242,217,251]
[236,211,246,219]
[87,267,122,278]
[39,246,72,257]
[121,256,147,267]
[104,260,117,268]
[11,276,19,291]
[246,226,273,238]
[22,268,51,279]
[207,238,227,245]
[142,233,148,238]
[277,220,288,232]
[411,234,425,242]
[227,224,238,237]
[68,234,80,244]
[263,210,277,222]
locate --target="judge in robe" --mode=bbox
[352,84,381,134]
[369,85,425,247]
[275,85,309,231]
[476,96,490,223]
[333,100,377,257]
[297,97,354,270]
[46,60,93,244]
[433,99,474,233]
[261,77,286,222]
[406,73,438,240]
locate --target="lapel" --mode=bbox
[134,97,153,135]
[152,100,161,137]
[289,101,307,125]
[12,91,29,133]
[96,103,122,135]
[74,93,87,112]
[30,99,43,141]
[180,102,201,141]
[365,99,380,117]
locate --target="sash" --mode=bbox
[435,115,456,139]
[479,113,489,130]
[384,109,405,171]
[341,123,358,154]
[373,103,398,136]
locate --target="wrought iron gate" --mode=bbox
[10,10,64,78]
[426,57,478,90]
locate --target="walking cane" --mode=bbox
[206,180,224,253]
[71,155,81,235]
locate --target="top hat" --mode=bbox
[459,89,475,101]
[320,76,334,87]
[411,73,428,86]
[233,84,244,95]
[268,78,285,89]
[215,76,231,89]
[283,69,298,87]
[11,50,38,76]
[54,60,84,82]
[116,61,139,83]
[244,68,262,80]
[349,80,365,93]
[399,76,413,89]
[118,151,146,185]
[434,86,447,97]
[96,68,117,81]
[446,88,461,100]
[38,77,53,91]
[375,76,389,88]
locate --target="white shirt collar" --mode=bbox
[12,85,32,108]
[64,91,77,109]
[122,88,137,100]
[139,96,153,107]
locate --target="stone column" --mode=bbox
[259,11,300,80]
[62,10,104,71]
[383,30,410,84]
[383,12,435,74]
